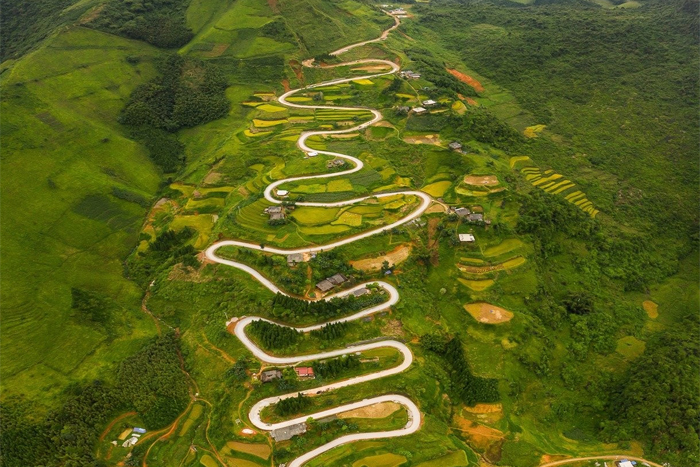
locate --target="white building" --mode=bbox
[459,234,475,242]
[412,106,427,115]
[276,189,289,197]
[307,151,319,157]
[122,437,138,448]
[422,99,437,107]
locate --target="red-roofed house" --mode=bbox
[294,367,314,378]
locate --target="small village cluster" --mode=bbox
[111,427,147,449]
[315,273,349,293]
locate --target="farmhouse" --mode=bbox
[459,234,476,243]
[265,206,283,214]
[271,423,307,442]
[422,99,437,107]
[615,461,635,467]
[411,106,427,115]
[327,159,346,168]
[269,212,285,221]
[261,369,282,383]
[316,280,335,293]
[287,253,304,266]
[294,367,315,378]
[307,151,319,157]
[400,70,421,80]
[468,213,484,222]
[328,273,347,285]
[449,141,462,151]
[352,287,370,297]
[276,189,289,197]
[454,207,471,217]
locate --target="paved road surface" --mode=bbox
[206,13,423,467]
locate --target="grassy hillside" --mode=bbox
[0,27,162,402]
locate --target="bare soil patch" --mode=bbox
[540,455,571,464]
[350,244,412,271]
[281,78,291,92]
[330,133,360,139]
[204,44,229,57]
[464,302,513,324]
[203,172,223,185]
[339,402,401,419]
[453,415,504,462]
[381,319,404,337]
[463,403,502,414]
[168,264,209,283]
[352,65,391,72]
[403,134,441,145]
[464,175,499,186]
[447,69,484,93]
[425,203,446,214]
[289,60,304,83]
[427,217,440,265]
[80,4,105,24]
[267,0,279,13]
[643,300,658,319]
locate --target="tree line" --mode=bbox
[271,290,386,321]
[119,54,230,172]
[248,320,301,350]
[313,355,360,379]
[126,227,200,287]
[310,321,350,340]
[88,0,193,49]
[275,393,311,417]
[421,334,500,406]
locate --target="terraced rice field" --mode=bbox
[292,206,341,225]
[253,118,288,128]
[351,453,406,467]
[457,256,526,275]
[458,278,495,291]
[422,180,452,197]
[414,450,469,467]
[513,159,599,217]
[222,441,271,459]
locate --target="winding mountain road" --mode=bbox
[206,14,425,467]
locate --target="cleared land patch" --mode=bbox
[463,175,499,186]
[643,300,659,319]
[403,134,441,145]
[616,336,646,360]
[458,256,526,274]
[338,401,401,419]
[350,244,412,271]
[223,441,271,459]
[446,68,484,92]
[464,302,514,324]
